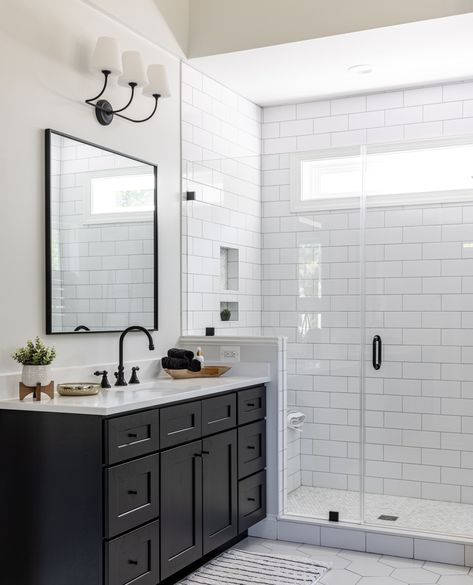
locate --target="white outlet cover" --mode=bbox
[220,346,241,362]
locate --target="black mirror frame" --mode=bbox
[45,129,158,334]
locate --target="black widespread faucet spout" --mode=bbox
[115,326,155,387]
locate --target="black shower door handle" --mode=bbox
[372,335,382,370]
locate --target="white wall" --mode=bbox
[188,0,473,57]
[0,0,181,373]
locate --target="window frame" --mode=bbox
[290,136,473,212]
[81,166,155,225]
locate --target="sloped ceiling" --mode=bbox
[83,0,189,57]
[153,0,190,56]
[187,0,473,58]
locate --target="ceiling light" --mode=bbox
[348,64,373,75]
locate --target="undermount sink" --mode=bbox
[108,381,174,393]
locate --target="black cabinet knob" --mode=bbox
[247,497,256,502]
[247,445,256,450]
[128,432,138,438]
[128,490,138,495]
[128,560,138,566]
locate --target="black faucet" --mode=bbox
[115,326,155,386]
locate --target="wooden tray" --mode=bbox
[164,366,231,379]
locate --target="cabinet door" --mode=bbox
[202,393,236,436]
[106,454,159,539]
[202,429,238,555]
[238,470,267,533]
[106,521,159,585]
[160,401,202,449]
[238,385,266,425]
[160,440,203,580]
[238,420,266,479]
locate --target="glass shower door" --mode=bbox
[284,147,364,525]
[362,138,473,538]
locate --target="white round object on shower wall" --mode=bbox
[287,411,306,432]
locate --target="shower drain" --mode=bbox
[378,514,399,521]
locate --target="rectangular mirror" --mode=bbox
[45,129,158,333]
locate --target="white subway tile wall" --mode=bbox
[181,64,262,335]
[261,81,473,505]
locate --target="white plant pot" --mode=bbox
[22,365,52,387]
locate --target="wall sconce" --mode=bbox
[85,37,171,126]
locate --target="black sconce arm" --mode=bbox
[115,95,161,123]
[85,70,111,105]
[85,70,161,126]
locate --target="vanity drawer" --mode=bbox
[238,385,266,425]
[202,393,236,436]
[106,454,159,539]
[238,470,266,533]
[106,520,159,585]
[238,420,266,479]
[160,401,202,449]
[106,410,159,465]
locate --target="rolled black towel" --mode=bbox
[188,359,202,373]
[168,348,194,361]
[161,356,191,370]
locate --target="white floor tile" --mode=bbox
[232,537,472,585]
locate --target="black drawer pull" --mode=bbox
[127,490,138,495]
[247,402,255,407]
[247,445,256,450]
[247,497,256,502]
[128,432,138,438]
[128,560,138,566]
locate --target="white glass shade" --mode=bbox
[143,64,171,98]
[91,37,122,75]
[118,51,148,88]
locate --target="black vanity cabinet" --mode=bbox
[0,384,266,585]
[160,440,203,578]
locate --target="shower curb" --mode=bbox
[249,515,473,567]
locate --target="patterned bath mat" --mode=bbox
[178,548,330,585]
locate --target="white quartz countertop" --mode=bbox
[0,375,270,416]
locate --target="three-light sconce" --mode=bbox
[86,37,171,126]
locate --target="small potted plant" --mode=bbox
[12,337,56,387]
[220,307,231,321]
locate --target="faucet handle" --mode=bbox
[94,370,111,389]
[129,366,140,385]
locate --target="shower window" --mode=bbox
[290,137,473,212]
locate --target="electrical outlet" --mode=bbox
[220,346,240,362]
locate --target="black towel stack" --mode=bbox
[161,348,201,372]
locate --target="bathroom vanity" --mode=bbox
[0,377,268,585]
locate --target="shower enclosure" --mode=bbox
[283,136,473,539]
